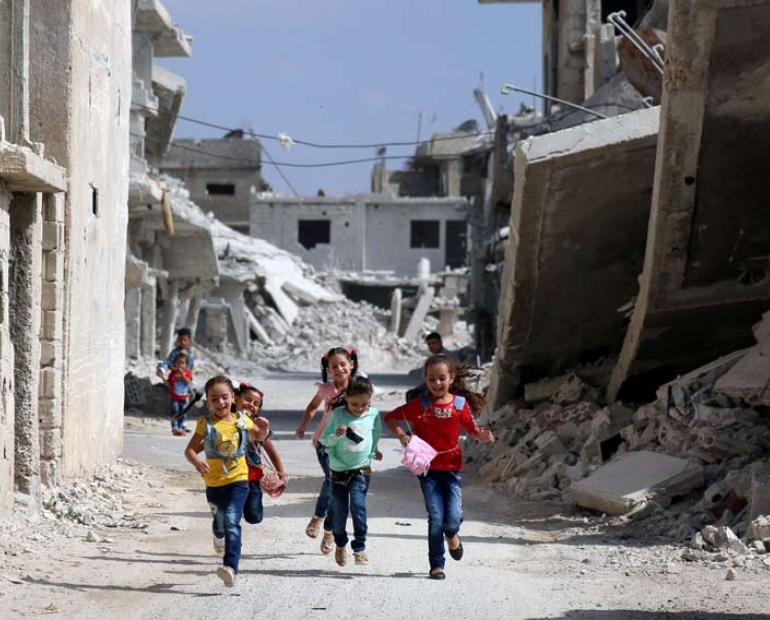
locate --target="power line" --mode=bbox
[260,142,299,197]
[134,132,416,168]
[135,102,494,149]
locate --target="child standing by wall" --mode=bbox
[166,352,193,436]
[295,347,358,555]
[235,383,286,526]
[321,376,381,567]
[184,375,268,587]
[384,354,494,580]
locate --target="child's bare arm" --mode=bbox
[249,416,270,442]
[263,439,286,477]
[296,393,323,438]
[184,433,209,475]
[385,416,410,447]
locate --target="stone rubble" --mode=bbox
[469,312,770,571]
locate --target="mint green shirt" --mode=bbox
[321,406,382,472]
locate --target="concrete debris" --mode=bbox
[568,451,704,516]
[725,567,737,581]
[251,299,427,373]
[471,342,770,562]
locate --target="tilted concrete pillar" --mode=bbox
[140,280,157,358]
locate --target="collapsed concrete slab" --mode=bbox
[488,107,660,409]
[609,0,770,400]
[569,450,704,516]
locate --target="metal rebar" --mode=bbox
[608,11,664,75]
[500,84,609,120]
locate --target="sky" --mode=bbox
[159,0,542,197]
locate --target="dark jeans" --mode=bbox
[170,399,186,430]
[330,471,370,553]
[206,481,248,573]
[243,481,263,524]
[418,470,463,570]
[314,443,333,531]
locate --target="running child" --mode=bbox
[236,383,286,526]
[384,354,494,580]
[184,375,269,587]
[321,376,381,567]
[295,347,358,555]
[166,352,193,436]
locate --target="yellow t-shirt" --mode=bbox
[195,414,254,487]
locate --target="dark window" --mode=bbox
[601,0,646,26]
[298,220,331,250]
[206,183,235,196]
[410,220,440,249]
[445,220,467,268]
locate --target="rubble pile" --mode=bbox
[252,298,426,373]
[469,312,770,564]
[41,459,149,530]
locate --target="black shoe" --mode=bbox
[448,539,463,561]
[429,569,446,580]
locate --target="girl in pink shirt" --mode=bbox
[295,347,359,555]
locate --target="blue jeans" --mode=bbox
[206,481,248,572]
[418,470,463,570]
[330,471,370,552]
[314,444,333,531]
[243,481,263,525]
[170,399,186,430]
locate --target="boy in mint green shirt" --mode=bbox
[321,376,382,567]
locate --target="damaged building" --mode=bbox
[470,0,770,558]
[0,0,131,517]
[250,194,470,277]
[159,133,263,234]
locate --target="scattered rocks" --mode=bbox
[725,567,737,581]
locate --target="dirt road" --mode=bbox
[3,371,769,619]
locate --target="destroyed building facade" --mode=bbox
[0,0,132,517]
[160,134,263,234]
[250,194,470,277]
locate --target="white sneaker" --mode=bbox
[216,565,236,587]
[213,535,225,556]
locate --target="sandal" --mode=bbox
[447,535,464,561]
[320,531,335,555]
[305,516,322,539]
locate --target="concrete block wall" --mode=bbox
[29,0,131,478]
[38,194,65,486]
[0,183,15,516]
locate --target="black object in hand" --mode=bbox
[345,427,364,444]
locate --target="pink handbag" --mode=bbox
[259,447,288,498]
[401,434,439,476]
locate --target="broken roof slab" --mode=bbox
[608,0,770,400]
[488,107,659,409]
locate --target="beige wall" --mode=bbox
[30,0,131,477]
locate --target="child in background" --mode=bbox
[166,352,192,436]
[236,383,286,526]
[157,327,195,378]
[295,347,358,555]
[385,354,494,580]
[321,376,381,567]
[184,375,269,587]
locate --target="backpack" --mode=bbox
[203,412,250,462]
[419,393,466,412]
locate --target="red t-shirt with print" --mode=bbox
[385,394,479,471]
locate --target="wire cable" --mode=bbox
[133,102,494,149]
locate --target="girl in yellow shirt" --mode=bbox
[184,375,268,587]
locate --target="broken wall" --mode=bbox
[30,0,132,477]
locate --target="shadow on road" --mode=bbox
[527,613,769,620]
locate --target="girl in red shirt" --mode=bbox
[384,354,494,580]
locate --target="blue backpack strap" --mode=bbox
[203,416,217,458]
[453,395,466,410]
[420,391,432,410]
[236,412,249,458]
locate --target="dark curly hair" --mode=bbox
[329,375,373,410]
